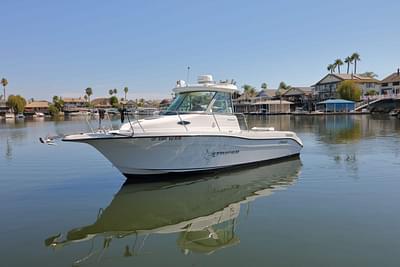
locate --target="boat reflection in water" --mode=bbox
[45,158,301,262]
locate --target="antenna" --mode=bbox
[186,66,190,85]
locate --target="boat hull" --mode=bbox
[78,135,302,177]
[122,153,300,179]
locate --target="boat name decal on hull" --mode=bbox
[151,136,182,141]
[210,150,240,157]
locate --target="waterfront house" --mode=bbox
[143,99,161,108]
[313,74,380,100]
[233,91,293,114]
[62,97,87,111]
[24,101,50,115]
[122,100,137,109]
[159,99,172,109]
[257,89,277,100]
[380,69,400,95]
[317,99,355,112]
[281,87,314,110]
[232,93,253,113]
[233,89,276,113]
[251,99,293,114]
[91,98,112,108]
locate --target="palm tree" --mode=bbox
[261,83,267,90]
[85,87,93,104]
[278,81,289,90]
[277,81,291,95]
[1,78,8,100]
[334,59,344,74]
[109,89,113,96]
[351,52,360,74]
[332,64,337,73]
[327,64,335,73]
[113,88,117,95]
[123,87,129,100]
[242,84,257,97]
[360,71,378,78]
[344,56,352,74]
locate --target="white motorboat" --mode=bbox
[65,108,90,117]
[63,75,303,178]
[15,113,25,119]
[33,112,45,118]
[135,107,159,116]
[105,108,119,115]
[69,111,90,116]
[5,112,15,120]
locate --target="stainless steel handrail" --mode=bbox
[176,111,189,132]
[124,108,135,136]
[85,113,95,133]
[106,112,113,131]
[134,115,146,133]
[211,113,221,132]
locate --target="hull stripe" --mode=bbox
[64,134,303,147]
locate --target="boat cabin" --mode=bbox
[165,75,238,115]
[119,75,243,134]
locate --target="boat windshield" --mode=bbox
[166,91,233,114]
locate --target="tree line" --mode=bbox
[241,79,366,102]
[0,77,134,115]
[241,81,292,97]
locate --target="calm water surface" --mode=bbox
[1,115,400,267]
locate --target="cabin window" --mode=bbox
[211,92,233,113]
[167,91,216,113]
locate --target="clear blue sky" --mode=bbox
[1,0,399,100]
